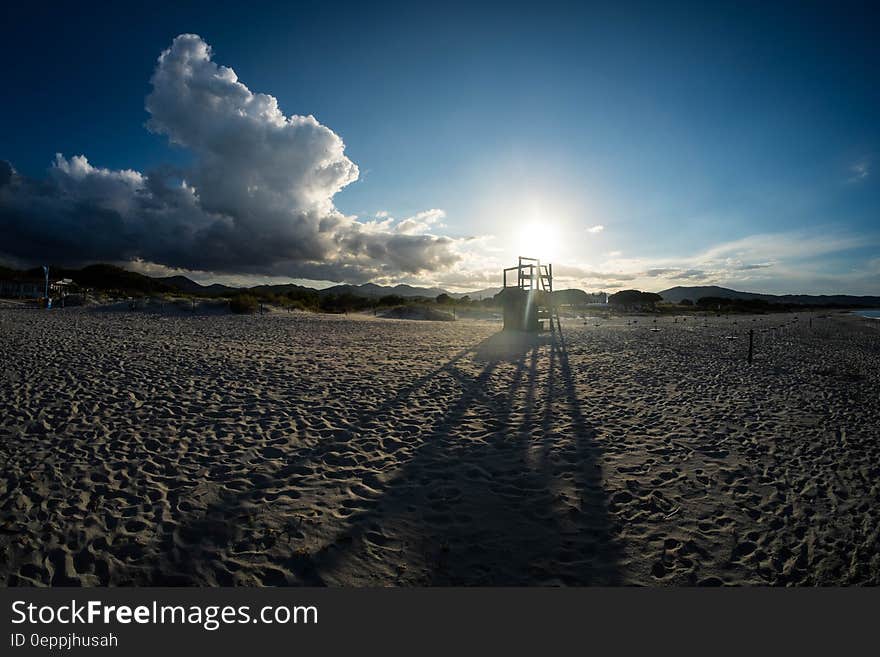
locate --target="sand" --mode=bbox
[0,307,878,586]
[378,305,455,321]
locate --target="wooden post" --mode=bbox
[748,328,754,364]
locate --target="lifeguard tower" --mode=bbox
[499,256,560,333]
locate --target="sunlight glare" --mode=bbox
[516,221,561,261]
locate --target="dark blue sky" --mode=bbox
[1,1,878,292]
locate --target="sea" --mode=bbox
[854,309,880,319]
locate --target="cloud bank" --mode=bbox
[0,34,458,282]
[548,229,878,295]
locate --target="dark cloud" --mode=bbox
[642,268,676,277]
[0,34,459,281]
[674,269,709,280]
[735,262,774,270]
[642,267,708,280]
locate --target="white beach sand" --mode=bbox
[0,308,878,585]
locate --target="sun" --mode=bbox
[516,221,561,261]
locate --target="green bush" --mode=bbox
[378,294,406,307]
[230,294,259,314]
[608,289,663,307]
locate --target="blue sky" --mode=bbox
[1,1,877,293]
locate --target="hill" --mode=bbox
[449,287,501,300]
[66,264,174,294]
[318,283,447,298]
[158,276,239,296]
[659,285,880,307]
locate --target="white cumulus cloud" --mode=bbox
[0,34,459,282]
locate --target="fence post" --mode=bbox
[748,328,754,364]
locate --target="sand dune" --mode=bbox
[0,307,877,585]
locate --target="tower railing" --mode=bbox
[501,256,561,332]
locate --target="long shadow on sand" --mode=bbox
[304,328,621,585]
[161,327,621,585]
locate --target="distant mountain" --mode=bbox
[158,276,240,296]
[317,283,447,298]
[69,264,173,294]
[449,287,501,300]
[659,286,765,303]
[158,275,202,293]
[250,283,318,296]
[659,285,880,307]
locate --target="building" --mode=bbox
[0,276,45,299]
[0,273,74,300]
